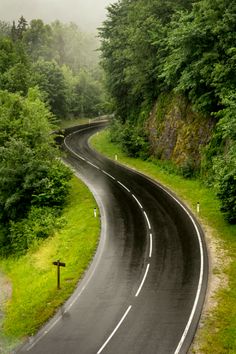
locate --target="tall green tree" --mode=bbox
[0,20,11,38]
[162,0,236,113]
[99,0,236,222]
[23,19,53,61]
[16,16,28,40]
[99,0,192,121]
[73,69,103,117]
[0,37,30,94]
[31,59,67,117]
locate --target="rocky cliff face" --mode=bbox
[146,93,215,170]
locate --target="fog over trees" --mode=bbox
[0,0,115,32]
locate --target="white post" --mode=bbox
[197,202,200,214]
[94,208,97,218]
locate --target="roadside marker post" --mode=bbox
[197,202,200,214]
[53,260,66,289]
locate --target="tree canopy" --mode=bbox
[99,0,236,223]
[0,16,108,119]
[0,88,72,254]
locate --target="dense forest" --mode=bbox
[0,0,235,257]
[99,0,236,223]
[1,16,107,117]
[0,17,107,255]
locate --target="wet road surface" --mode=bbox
[18,123,208,354]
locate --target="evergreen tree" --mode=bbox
[16,16,28,40]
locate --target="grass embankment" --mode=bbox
[91,129,236,354]
[0,176,99,353]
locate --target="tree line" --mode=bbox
[0,16,107,118]
[99,0,236,223]
[0,16,107,255]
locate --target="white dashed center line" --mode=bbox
[132,194,143,209]
[102,170,116,180]
[97,305,132,354]
[143,211,151,230]
[117,180,131,193]
[135,263,150,297]
[149,233,153,258]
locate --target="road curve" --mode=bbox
[18,123,208,354]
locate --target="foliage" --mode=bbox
[99,0,236,223]
[99,0,191,121]
[0,89,72,254]
[8,207,64,256]
[0,16,108,118]
[31,59,67,117]
[23,19,53,61]
[180,158,197,178]
[0,21,11,38]
[110,118,149,159]
[50,21,100,72]
[212,121,236,223]
[0,15,109,254]
[162,0,236,114]
[216,164,236,224]
[11,16,28,42]
[0,37,30,95]
[73,69,104,117]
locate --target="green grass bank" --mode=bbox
[0,176,100,353]
[91,129,236,354]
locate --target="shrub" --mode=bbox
[6,207,65,256]
[109,118,149,159]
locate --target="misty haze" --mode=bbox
[0,0,115,31]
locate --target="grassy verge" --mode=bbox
[0,176,99,353]
[91,129,236,354]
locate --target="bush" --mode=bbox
[109,118,150,159]
[213,143,236,224]
[0,89,72,254]
[5,207,65,256]
[217,172,236,224]
[180,158,197,179]
[30,160,72,208]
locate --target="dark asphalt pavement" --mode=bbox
[18,123,208,354]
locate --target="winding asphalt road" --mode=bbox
[18,122,208,354]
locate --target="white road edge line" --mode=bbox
[135,263,150,297]
[149,233,153,258]
[174,210,204,353]
[143,211,151,230]
[26,316,62,351]
[149,186,205,354]
[97,305,132,354]
[132,194,143,209]
[117,181,130,193]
